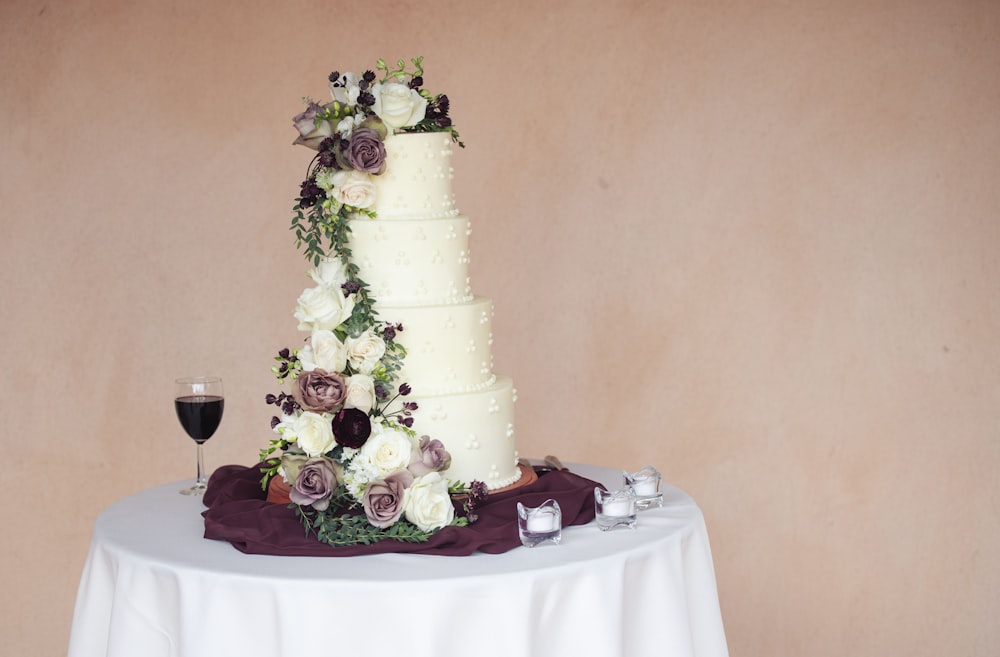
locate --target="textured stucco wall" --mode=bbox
[1,1,998,654]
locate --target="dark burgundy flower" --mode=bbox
[398,383,412,396]
[331,407,371,449]
[299,179,324,206]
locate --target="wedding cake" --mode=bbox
[351,132,521,489]
[257,58,522,548]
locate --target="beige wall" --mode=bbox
[2,0,998,654]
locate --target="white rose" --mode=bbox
[404,472,455,532]
[299,329,348,373]
[286,411,335,457]
[359,425,415,477]
[331,169,376,209]
[345,330,386,374]
[343,373,376,413]
[336,114,365,140]
[309,258,350,288]
[294,284,356,332]
[372,81,428,131]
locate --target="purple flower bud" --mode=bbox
[399,383,412,396]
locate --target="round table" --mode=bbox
[67,464,729,657]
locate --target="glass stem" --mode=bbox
[196,442,206,486]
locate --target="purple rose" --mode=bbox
[344,128,386,174]
[292,102,334,150]
[331,407,372,449]
[408,435,452,476]
[289,457,338,511]
[362,470,414,528]
[295,369,347,413]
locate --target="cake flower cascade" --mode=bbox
[258,58,483,548]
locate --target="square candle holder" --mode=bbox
[517,499,562,547]
[594,487,638,531]
[624,466,664,511]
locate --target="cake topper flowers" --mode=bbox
[290,56,461,268]
[258,58,482,548]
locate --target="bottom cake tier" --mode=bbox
[406,375,520,490]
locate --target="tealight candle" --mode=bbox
[624,466,664,511]
[631,477,658,496]
[526,512,559,533]
[517,499,562,547]
[601,498,633,517]
[594,487,638,531]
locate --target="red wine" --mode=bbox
[174,395,224,443]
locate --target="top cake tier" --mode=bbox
[371,132,460,220]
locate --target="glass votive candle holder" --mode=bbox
[594,487,637,531]
[624,466,664,511]
[517,499,562,547]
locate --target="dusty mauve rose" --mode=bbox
[345,128,386,174]
[362,470,414,528]
[408,435,452,476]
[295,369,347,413]
[289,457,339,511]
[292,102,334,150]
[332,407,372,449]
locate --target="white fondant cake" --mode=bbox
[350,132,520,489]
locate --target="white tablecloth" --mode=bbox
[68,464,728,657]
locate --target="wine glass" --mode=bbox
[174,376,224,495]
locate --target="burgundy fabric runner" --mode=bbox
[202,464,603,556]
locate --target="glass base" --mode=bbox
[180,481,207,495]
[636,493,664,511]
[596,512,638,531]
[519,529,562,548]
